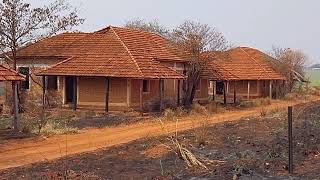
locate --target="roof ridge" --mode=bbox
[109,27,143,77]
[239,47,271,80]
[36,57,75,75]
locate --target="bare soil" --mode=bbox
[0,99,320,179]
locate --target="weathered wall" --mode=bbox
[78,77,128,108]
[226,80,269,99]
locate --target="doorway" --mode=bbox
[216,81,224,95]
[65,76,75,103]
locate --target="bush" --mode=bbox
[191,103,208,115]
[163,108,175,121]
[175,106,187,117]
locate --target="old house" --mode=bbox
[5,26,209,111]
[205,47,286,104]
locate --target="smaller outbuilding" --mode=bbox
[0,65,25,81]
[205,47,286,104]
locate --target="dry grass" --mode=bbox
[158,118,207,169]
[260,107,268,117]
[191,103,208,115]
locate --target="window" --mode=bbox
[143,80,150,93]
[18,67,30,90]
[0,82,4,97]
[47,76,58,90]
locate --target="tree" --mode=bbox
[0,0,84,131]
[125,18,170,37]
[171,21,228,107]
[270,47,307,93]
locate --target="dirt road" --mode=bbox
[0,99,315,170]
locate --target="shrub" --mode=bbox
[193,118,210,146]
[175,106,187,117]
[191,103,208,115]
[163,108,175,121]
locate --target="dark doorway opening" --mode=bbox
[216,81,224,95]
[65,76,75,103]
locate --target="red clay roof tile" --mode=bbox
[205,47,286,81]
[0,65,25,81]
[16,26,186,79]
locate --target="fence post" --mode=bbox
[288,106,293,174]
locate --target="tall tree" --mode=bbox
[0,0,84,131]
[270,47,307,93]
[171,21,228,107]
[125,18,170,37]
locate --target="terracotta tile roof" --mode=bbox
[205,47,286,81]
[31,26,185,79]
[0,65,25,81]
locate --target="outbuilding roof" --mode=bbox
[0,65,25,81]
[205,47,286,81]
[17,26,187,79]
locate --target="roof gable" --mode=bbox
[206,47,285,80]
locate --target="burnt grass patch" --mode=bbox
[1,102,320,179]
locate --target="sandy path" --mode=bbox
[0,99,315,170]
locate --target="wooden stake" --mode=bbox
[288,106,293,174]
[247,81,250,100]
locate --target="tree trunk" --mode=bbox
[189,84,197,105]
[12,46,20,131]
[12,82,19,131]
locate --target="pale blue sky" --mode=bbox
[32,0,319,64]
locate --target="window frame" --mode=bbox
[142,80,150,94]
[18,66,30,91]
[46,76,58,91]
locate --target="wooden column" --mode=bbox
[212,81,217,101]
[275,80,278,99]
[269,80,272,99]
[159,79,164,111]
[42,76,46,108]
[247,81,251,100]
[139,79,143,113]
[177,79,180,107]
[233,81,237,104]
[105,77,110,113]
[72,76,78,111]
[226,82,229,94]
[223,81,227,105]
